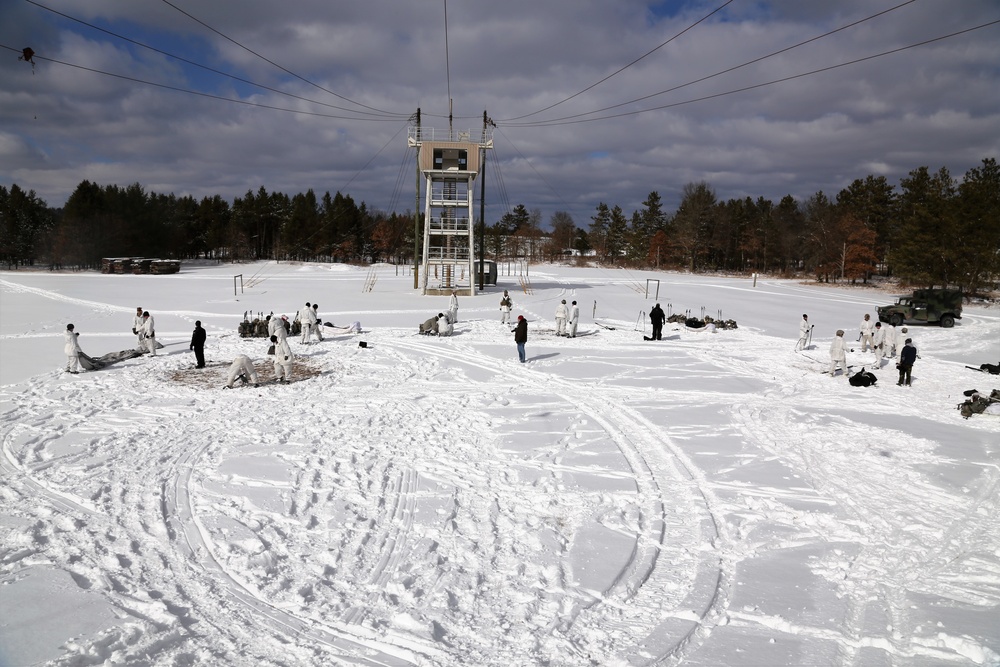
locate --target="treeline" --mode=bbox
[487,159,999,296]
[0,181,416,270]
[1,158,997,294]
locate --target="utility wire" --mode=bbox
[24,0,407,119]
[159,0,402,117]
[502,0,919,126]
[502,0,735,122]
[502,19,1000,128]
[0,43,408,122]
[444,0,452,112]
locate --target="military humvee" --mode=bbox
[876,288,963,328]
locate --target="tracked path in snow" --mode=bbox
[386,336,737,664]
[720,329,1000,666]
[3,270,998,666]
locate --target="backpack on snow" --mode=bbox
[849,369,877,387]
[979,363,1000,375]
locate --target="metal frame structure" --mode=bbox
[408,126,492,296]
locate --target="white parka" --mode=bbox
[268,316,288,340]
[829,335,848,361]
[274,337,293,364]
[883,324,897,352]
[873,326,886,347]
[64,329,82,356]
[830,336,847,361]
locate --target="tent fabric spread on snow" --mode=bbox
[78,348,144,371]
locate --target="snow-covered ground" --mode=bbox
[1,262,998,667]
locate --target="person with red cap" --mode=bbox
[514,315,528,363]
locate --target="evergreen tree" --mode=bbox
[955,158,1000,295]
[588,202,611,262]
[59,180,107,268]
[673,182,717,271]
[198,195,231,260]
[284,190,320,260]
[774,194,805,273]
[892,166,958,288]
[0,185,54,268]
[606,205,628,264]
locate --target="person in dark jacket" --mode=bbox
[649,303,666,340]
[897,338,917,386]
[514,315,528,363]
[190,320,207,368]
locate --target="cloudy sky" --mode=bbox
[2,0,998,226]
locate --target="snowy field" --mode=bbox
[1,261,999,667]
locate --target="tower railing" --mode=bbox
[408,127,493,145]
[428,216,470,231]
[427,246,471,261]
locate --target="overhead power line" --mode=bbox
[24,0,407,120]
[501,19,1000,128]
[159,0,404,117]
[501,0,919,126]
[502,0,735,122]
[0,43,408,122]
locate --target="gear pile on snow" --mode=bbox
[238,313,300,338]
[958,389,1000,419]
[667,314,738,330]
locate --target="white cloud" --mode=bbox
[1,0,997,224]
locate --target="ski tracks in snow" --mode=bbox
[721,332,1000,666]
[386,335,737,664]
[3,305,998,666]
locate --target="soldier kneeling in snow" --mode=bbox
[419,315,441,335]
[225,355,259,388]
[438,312,454,336]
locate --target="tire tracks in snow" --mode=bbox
[723,335,1000,666]
[386,336,735,664]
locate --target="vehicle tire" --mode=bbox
[940,314,955,328]
[890,313,904,327]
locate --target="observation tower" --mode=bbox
[408,121,493,296]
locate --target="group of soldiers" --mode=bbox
[552,298,580,337]
[226,307,299,387]
[798,312,918,385]
[296,302,325,343]
[501,290,579,338]
[226,300,367,388]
